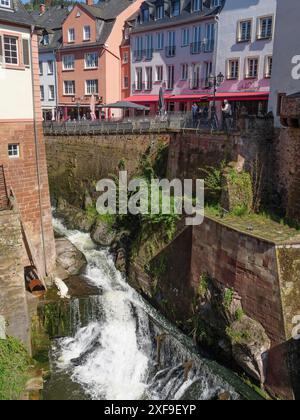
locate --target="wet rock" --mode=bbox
[56,198,94,232]
[55,238,87,276]
[90,219,117,247]
[229,316,271,384]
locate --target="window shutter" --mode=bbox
[22,38,30,67]
[0,35,3,65]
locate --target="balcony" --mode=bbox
[190,42,202,55]
[144,49,153,61]
[132,82,145,92]
[190,40,215,54]
[165,46,176,58]
[189,78,210,90]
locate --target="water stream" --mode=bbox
[43,218,259,401]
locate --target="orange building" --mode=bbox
[57,0,143,120]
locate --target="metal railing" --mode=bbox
[43,112,239,136]
[165,46,176,57]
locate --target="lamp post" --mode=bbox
[208,72,224,128]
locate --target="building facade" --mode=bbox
[127,0,223,114]
[269,0,300,127]
[0,0,55,278]
[33,4,69,121]
[56,0,143,120]
[215,0,277,115]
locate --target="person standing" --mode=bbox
[222,100,233,131]
[192,102,199,128]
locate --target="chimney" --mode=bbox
[86,0,94,5]
[39,4,46,15]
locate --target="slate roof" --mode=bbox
[131,0,224,33]
[0,0,35,27]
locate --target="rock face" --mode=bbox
[55,238,87,277]
[90,219,117,247]
[56,198,94,232]
[0,316,6,340]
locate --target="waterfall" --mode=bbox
[46,218,253,401]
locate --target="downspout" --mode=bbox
[29,25,48,278]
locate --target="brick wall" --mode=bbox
[0,121,55,277]
[0,165,8,209]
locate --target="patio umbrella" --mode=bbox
[90,94,97,121]
[158,87,165,116]
[101,101,150,111]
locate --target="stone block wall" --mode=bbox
[0,121,55,277]
[0,208,30,350]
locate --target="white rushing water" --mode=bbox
[50,218,242,401]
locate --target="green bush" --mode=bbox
[0,337,30,400]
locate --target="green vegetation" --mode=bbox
[0,337,30,400]
[198,273,209,297]
[226,326,251,345]
[202,161,226,205]
[223,288,234,310]
[235,308,245,322]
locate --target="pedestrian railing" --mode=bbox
[43,113,242,136]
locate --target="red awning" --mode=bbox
[124,95,161,103]
[215,92,269,101]
[168,94,210,101]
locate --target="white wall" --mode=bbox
[216,0,277,93]
[0,24,34,120]
[269,0,299,126]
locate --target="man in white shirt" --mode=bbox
[222,100,233,131]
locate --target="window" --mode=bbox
[246,57,259,78]
[4,36,18,65]
[40,86,44,101]
[49,85,55,101]
[145,35,153,60]
[258,16,273,39]
[0,0,11,9]
[68,28,75,43]
[123,52,129,64]
[205,23,215,52]
[86,79,98,95]
[156,65,163,82]
[238,20,252,42]
[211,0,221,6]
[181,28,189,47]
[191,64,200,89]
[171,0,180,17]
[227,59,239,79]
[39,61,43,75]
[64,80,75,95]
[145,67,153,90]
[62,55,74,70]
[181,64,189,80]
[123,76,129,89]
[47,60,54,75]
[191,26,201,54]
[83,25,91,41]
[8,144,19,159]
[156,33,164,50]
[135,67,143,90]
[156,5,164,20]
[142,8,150,23]
[41,34,49,46]
[265,56,272,78]
[192,0,202,12]
[85,52,98,69]
[166,31,176,57]
[167,65,174,90]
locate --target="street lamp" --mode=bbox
[208,72,224,129]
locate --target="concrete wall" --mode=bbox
[0,208,30,350]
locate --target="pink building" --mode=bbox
[127,0,223,114]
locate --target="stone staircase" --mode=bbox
[0,165,9,210]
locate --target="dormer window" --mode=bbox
[142,8,150,23]
[171,0,180,17]
[41,34,49,46]
[192,0,202,12]
[0,0,11,9]
[156,5,164,20]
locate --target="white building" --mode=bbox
[32,4,69,120]
[215,0,277,115]
[269,0,300,127]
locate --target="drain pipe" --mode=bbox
[29,25,48,278]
